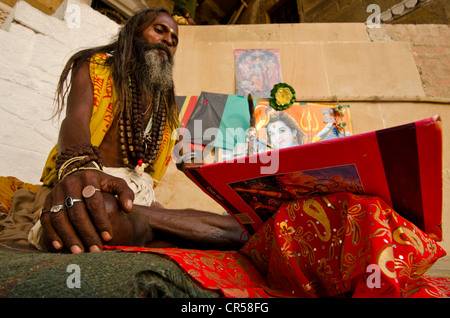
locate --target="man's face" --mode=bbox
[133,12,178,99]
[141,12,179,57]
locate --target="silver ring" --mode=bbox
[65,197,83,208]
[50,204,66,213]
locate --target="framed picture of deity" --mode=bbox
[234,49,283,98]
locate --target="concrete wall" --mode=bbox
[382,24,450,98]
[0,0,118,183]
[0,0,448,252]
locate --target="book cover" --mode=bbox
[186,116,443,241]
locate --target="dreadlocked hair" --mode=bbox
[54,7,179,131]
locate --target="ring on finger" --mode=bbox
[50,204,66,213]
[65,197,83,208]
[40,208,51,218]
[82,185,101,199]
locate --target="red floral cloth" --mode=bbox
[240,193,447,297]
[105,193,448,298]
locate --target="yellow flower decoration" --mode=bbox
[275,87,293,106]
[269,83,296,110]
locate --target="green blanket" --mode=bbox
[0,243,220,298]
[0,186,220,298]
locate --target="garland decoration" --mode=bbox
[269,82,296,110]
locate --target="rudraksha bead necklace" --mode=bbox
[119,76,167,175]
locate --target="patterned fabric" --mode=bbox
[40,53,176,187]
[105,192,448,298]
[103,246,293,298]
[240,193,447,297]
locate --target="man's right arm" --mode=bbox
[40,60,135,254]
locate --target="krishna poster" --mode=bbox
[234,49,283,98]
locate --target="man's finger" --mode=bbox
[66,199,104,251]
[82,185,113,241]
[51,182,86,254]
[78,172,114,241]
[40,196,63,251]
[100,176,135,213]
[50,207,85,254]
[62,174,105,251]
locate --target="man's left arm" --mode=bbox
[97,192,247,250]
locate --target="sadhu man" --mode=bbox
[0,7,446,298]
[24,7,243,254]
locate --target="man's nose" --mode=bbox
[161,34,173,47]
[162,36,176,54]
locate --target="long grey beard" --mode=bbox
[137,49,174,108]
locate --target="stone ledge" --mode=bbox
[179,22,370,43]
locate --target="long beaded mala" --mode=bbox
[119,76,167,176]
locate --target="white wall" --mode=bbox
[0,0,119,183]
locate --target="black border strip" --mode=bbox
[375,123,424,229]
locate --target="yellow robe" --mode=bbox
[40,53,176,187]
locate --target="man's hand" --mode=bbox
[40,170,134,254]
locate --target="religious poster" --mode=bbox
[253,101,352,150]
[234,49,283,98]
[216,102,353,162]
[187,116,443,241]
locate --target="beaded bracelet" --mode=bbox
[55,144,102,169]
[56,144,103,181]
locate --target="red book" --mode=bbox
[186,115,443,241]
